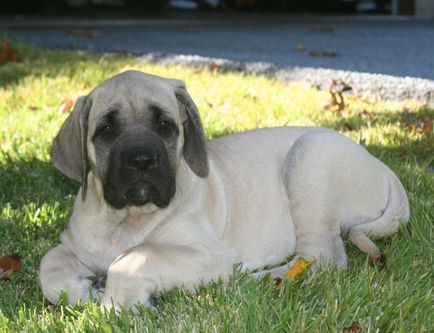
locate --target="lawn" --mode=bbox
[0,41,433,332]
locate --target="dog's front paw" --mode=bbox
[86,273,106,299]
[100,295,157,314]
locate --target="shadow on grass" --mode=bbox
[0,39,132,87]
[0,156,79,253]
[0,156,78,208]
[0,157,80,316]
[316,105,434,164]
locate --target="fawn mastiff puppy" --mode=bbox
[40,70,410,310]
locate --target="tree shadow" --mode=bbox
[0,156,80,315]
[0,156,78,208]
[0,37,130,88]
[316,105,434,165]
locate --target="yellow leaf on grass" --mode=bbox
[287,258,316,279]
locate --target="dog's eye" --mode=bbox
[159,121,169,129]
[156,118,178,137]
[100,125,112,134]
[94,125,115,141]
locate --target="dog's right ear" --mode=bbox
[171,82,209,178]
[51,96,91,199]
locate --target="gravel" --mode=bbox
[140,52,434,103]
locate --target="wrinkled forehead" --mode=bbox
[87,76,180,128]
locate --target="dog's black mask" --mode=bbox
[102,131,176,209]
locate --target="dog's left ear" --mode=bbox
[170,80,209,177]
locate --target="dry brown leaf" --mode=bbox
[342,322,361,333]
[0,254,22,280]
[28,105,39,111]
[325,80,349,112]
[67,30,101,38]
[274,277,283,288]
[207,62,221,73]
[309,50,338,58]
[408,116,433,136]
[58,94,84,114]
[0,40,22,65]
[422,116,433,136]
[59,98,76,114]
[287,257,316,279]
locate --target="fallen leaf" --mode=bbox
[287,257,316,279]
[207,62,221,73]
[274,277,283,288]
[0,254,22,280]
[324,80,349,112]
[408,115,433,136]
[28,105,39,111]
[59,98,76,114]
[0,40,22,65]
[67,30,101,38]
[422,116,433,136]
[309,50,338,58]
[58,94,83,114]
[294,44,305,52]
[342,322,361,333]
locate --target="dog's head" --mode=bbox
[52,70,208,211]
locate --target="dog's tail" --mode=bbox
[347,169,409,266]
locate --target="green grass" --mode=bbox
[0,42,433,332]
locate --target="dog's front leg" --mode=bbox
[100,238,234,310]
[40,244,103,305]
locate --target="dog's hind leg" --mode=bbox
[282,130,393,269]
[347,171,409,269]
[348,228,386,268]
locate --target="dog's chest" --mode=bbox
[65,213,159,272]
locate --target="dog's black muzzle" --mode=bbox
[102,131,176,209]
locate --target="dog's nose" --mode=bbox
[127,153,158,171]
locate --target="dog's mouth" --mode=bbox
[123,182,172,208]
[125,186,151,206]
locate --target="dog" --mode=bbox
[39,70,410,310]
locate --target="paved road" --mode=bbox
[4,16,434,80]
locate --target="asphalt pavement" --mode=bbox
[3,15,434,102]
